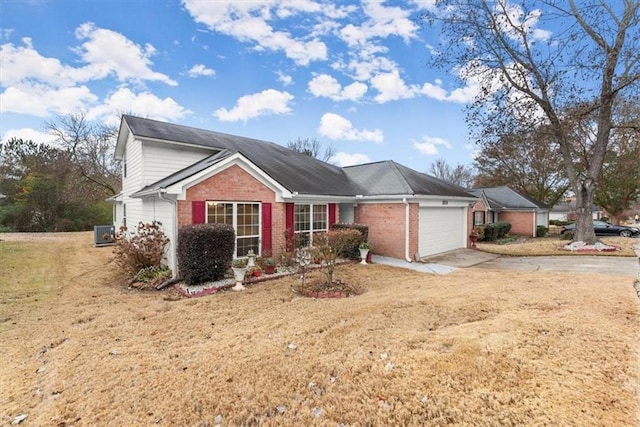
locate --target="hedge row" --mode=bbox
[331,223,369,260]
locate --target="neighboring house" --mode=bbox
[549,199,602,221]
[111,115,477,274]
[468,186,549,237]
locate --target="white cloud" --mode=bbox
[188,64,215,77]
[339,2,418,47]
[73,22,177,86]
[214,89,294,122]
[276,71,293,86]
[318,113,383,143]
[330,152,371,167]
[87,88,190,126]
[308,74,367,101]
[1,128,56,145]
[182,1,328,66]
[370,69,419,103]
[0,84,97,117]
[412,135,452,155]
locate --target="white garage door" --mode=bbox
[419,207,466,257]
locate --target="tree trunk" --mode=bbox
[573,181,598,244]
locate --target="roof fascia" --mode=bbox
[138,135,220,153]
[114,118,130,160]
[165,153,292,201]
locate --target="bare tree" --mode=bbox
[425,0,640,243]
[287,137,336,163]
[46,112,121,195]
[427,158,476,188]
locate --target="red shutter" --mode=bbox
[261,202,272,255]
[328,203,337,229]
[192,201,206,224]
[285,203,295,251]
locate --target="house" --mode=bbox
[111,115,477,275]
[468,186,549,236]
[549,199,602,222]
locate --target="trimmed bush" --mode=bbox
[550,219,572,226]
[178,223,235,285]
[536,226,548,237]
[331,223,369,260]
[482,221,512,241]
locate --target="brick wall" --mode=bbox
[176,165,286,256]
[499,211,535,236]
[355,202,418,259]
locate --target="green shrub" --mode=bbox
[482,221,512,241]
[550,219,572,226]
[331,223,369,260]
[473,226,485,240]
[177,223,235,285]
[536,226,548,237]
[114,221,170,275]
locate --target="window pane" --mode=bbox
[237,236,259,257]
[207,202,233,225]
[313,204,327,231]
[295,204,310,232]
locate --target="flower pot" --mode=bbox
[359,248,369,265]
[264,265,276,274]
[469,234,478,248]
[232,267,247,282]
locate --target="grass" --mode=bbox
[477,235,639,257]
[1,232,639,426]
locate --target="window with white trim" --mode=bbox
[207,201,260,257]
[295,204,327,246]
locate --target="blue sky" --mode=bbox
[0,0,482,171]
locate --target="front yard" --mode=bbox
[1,232,639,426]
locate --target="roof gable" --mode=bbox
[344,161,474,198]
[469,186,548,210]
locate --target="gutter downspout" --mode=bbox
[158,190,178,278]
[403,198,412,262]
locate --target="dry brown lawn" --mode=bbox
[1,232,639,426]
[477,235,639,257]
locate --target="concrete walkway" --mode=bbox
[373,244,640,278]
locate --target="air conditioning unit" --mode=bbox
[94,225,115,247]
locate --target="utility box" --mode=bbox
[94,225,115,247]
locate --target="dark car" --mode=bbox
[560,220,640,237]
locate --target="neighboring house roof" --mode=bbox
[121,115,475,200]
[468,186,549,210]
[121,115,361,197]
[551,200,600,213]
[344,161,474,198]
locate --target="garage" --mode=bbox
[419,207,467,257]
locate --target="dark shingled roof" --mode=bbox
[124,115,360,196]
[343,161,474,197]
[468,186,549,210]
[123,115,475,199]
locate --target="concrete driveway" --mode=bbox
[422,249,640,277]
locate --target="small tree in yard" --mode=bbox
[312,229,362,287]
[114,221,170,275]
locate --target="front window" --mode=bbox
[474,211,485,226]
[295,204,327,246]
[207,202,260,257]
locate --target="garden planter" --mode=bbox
[232,267,247,291]
[359,248,370,264]
[264,265,276,274]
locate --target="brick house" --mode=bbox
[468,186,550,237]
[111,115,477,275]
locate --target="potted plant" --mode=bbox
[469,228,479,248]
[264,257,276,274]
[250,265,262,277]
[231,258,247,290]
[358,241,371,265]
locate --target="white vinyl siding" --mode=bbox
[142,141,213,186]
[122,135,142,195]
[419,207,466,257]
[339,203,354,223]
[536,211,549,227]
